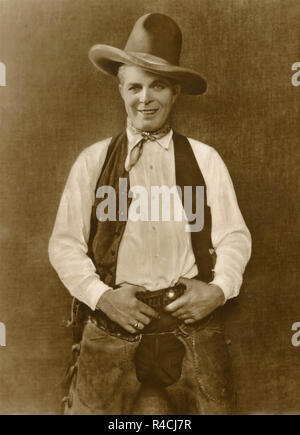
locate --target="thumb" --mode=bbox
[130,284,147,295]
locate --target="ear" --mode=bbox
[118,83,125,101]
[172,83,181,103]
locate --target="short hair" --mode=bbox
[117,64,127,85]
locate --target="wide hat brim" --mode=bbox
[89,44,207,95]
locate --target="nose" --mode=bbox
[139,87,153,104]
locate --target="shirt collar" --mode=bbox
[126,127,173,151]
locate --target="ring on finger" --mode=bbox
[133,321,143,330]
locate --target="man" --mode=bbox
[49,13,251,415]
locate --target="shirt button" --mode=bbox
[111,249,115,255]
[150,165,153,170]
[152,226,156,231]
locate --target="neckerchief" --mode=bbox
[125,119,171,171]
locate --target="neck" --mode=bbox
[127,118,171,136]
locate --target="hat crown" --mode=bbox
[124,13,182,65]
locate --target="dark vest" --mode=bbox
[87,131,214,286]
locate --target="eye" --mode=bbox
[128,85,141,92]
[153,83,165,90]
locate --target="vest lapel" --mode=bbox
[173,132,213,282]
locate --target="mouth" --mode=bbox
[137,108,159,116]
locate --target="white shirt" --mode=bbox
[48,129,252,310]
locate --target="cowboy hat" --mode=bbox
[88,13,207,95]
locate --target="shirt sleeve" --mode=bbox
[205,147,252,301]
[48,140,113,310]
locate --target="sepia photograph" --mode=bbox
[0,0,299,417]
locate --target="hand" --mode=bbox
[96,284,160,334]
[164,277,225,324]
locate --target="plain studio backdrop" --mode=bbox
[0,0,299,414]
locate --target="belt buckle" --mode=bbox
[136,283,185,310]
[163,283,185,306]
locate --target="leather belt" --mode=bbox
[135,283,186,312]
[76,283,186,341]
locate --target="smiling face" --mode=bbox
[118,65,181,131]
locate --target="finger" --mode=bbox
[131,285,147,294]
[135,312,152,326]
[122,324,138,334]
[171,307,188,317]
[135,321,145,331]
[174,312,191,320]
[111,314,138,333]
[138,301,160,319]
[184,319,196,324]
[164,295,187,312]
[130,318,148,330]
